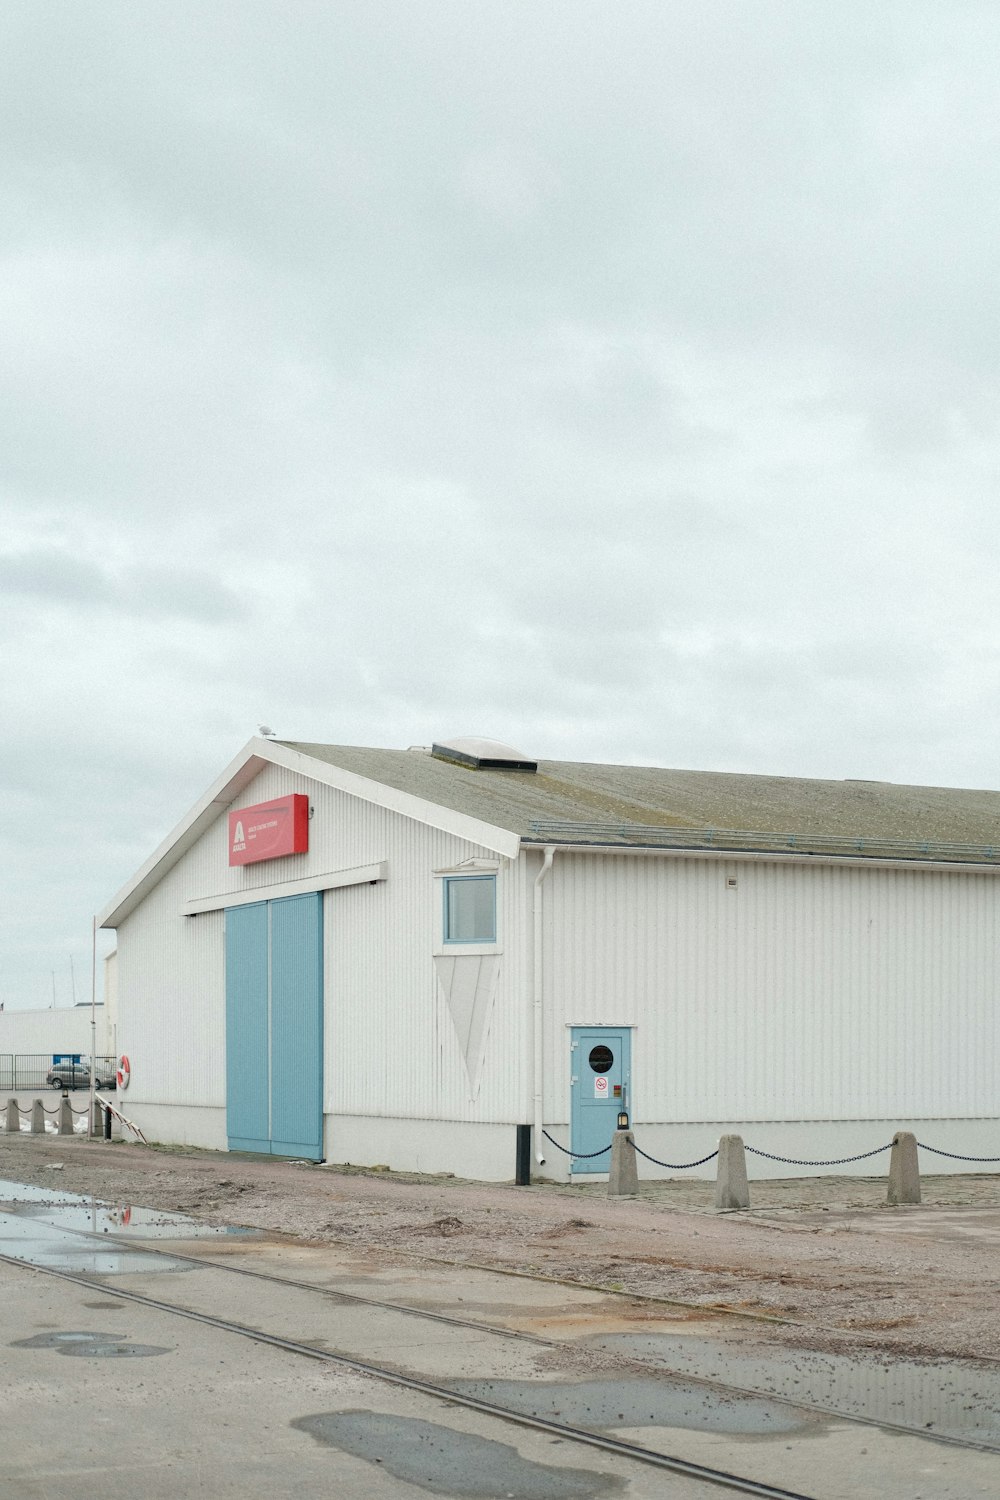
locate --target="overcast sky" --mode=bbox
[4,1,1000,1008]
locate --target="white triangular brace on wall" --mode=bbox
[433,954,501,1100]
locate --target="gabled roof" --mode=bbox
[98,737,522,928]
[100,737,1000,928]
[286,741,1000,860]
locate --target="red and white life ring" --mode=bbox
[116,1054,131,1090]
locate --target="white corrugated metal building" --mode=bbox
[97,735,1000,1180]
[0,1003,114,1062]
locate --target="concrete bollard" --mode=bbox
[91,1101,104,1136]
[58,1095,74,1136]
[714,1134,751,1211]
[887,1131,921,1206]
[5,1098,20,1134]
[30,1100,45,1134]
[608,1130,639,1196]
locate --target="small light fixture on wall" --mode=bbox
[617,1108,630,1131]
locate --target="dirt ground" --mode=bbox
[3,1130,1000,1366]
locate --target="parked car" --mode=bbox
[46,1058,116,1090]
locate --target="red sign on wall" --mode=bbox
[228,794,309,866]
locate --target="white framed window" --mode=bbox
[442,874,496,945]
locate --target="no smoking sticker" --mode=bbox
[594,1076,609,1098]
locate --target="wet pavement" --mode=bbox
[3,1178,1000,1497]
[445,1377,812,1437]
[583,1330,1000,1446]
[293,1411,627,1499]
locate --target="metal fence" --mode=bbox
[0,1055,118,1092]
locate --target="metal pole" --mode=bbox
[515,1124,532,1186]
[532,846,555,1165]
[88,915,97,1138]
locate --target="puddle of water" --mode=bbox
[58,1341,170,1358]
[586,1332,1000,1447]
[0,1211,195,1274]
[16,1330,122,1343]
[445,1377,811,1438]
[11,1330,169,1358]
[0,1179,250,1240]
[293,1410,625,1498]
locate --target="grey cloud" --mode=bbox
[124,566,250,624]
[4,2,1000,1006]
[4,0,997,373]
[0,549,108,604]
[0,548,248,623]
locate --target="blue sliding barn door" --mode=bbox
[225,893,323,1160]
[225,903,270,1154]
[270,893,323,1157]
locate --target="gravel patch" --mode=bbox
[2,1132,1000,1364]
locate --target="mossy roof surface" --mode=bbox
[281,742,1000,859]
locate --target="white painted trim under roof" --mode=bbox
[98,737,521,929]
[523,841,1000,874]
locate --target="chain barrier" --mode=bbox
[543,1130,718,1169]
[916,1141,1000,1163]
[745,1142,893,1167]
[1,1101,100,1125]
[538,1131,985,1171]
[541,1130,610,1159]
[7,1106,1000,1166]
[633,1143,720,1170]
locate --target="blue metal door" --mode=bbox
[225,893,323,1160]
[570,1027,631,1174]
[270,893,323,1158]
[225,903,270,1153]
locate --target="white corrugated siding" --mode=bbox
[541,851,1000,1125]
[115,760,529,1126]
[116,882,225,1109]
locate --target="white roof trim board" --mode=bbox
[98,737,521,929]
[182,861,388,916]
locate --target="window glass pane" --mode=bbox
[445,877,496,942]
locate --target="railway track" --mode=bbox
[10,1227,997,1457]
[3,1193,998,1496]
[1,1245,815,1499]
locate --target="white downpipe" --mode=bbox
[532,845,555,1163]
